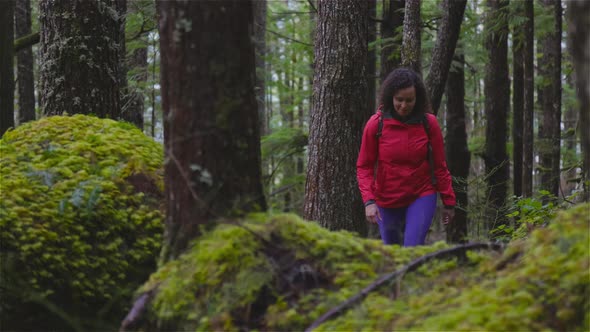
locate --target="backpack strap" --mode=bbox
[422,115,438,186]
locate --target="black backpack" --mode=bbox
[376,112,437,186]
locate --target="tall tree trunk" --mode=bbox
[445,50,469,243]
[401,0,421,74]
[380,0,404,81]
[39,0,121,118]
[512,0,524,198]
[15,0,36,124]
[0,0,15,136]
[304,0,369,235]
[126,43,148,131]
[368,0,376,113]
[562,74,578,196]
[522,0,535,197]
[567,0,590,202]
[118,0,141,128]
[425,0,467,115]
[157,0,266,261]
[538,0,562,199]
[253,0,267,137]
[484,0,510,233]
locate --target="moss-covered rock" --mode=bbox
[0,115,164,330]
[134,204,589,331]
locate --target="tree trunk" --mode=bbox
[368,0,377,113]
[567,0,590,202]
[39,0,121,118]
[15,0,36,124]
[522,0,535,197]
[562,74,578,197]
[538,0,562,199]
[484,0,510,233]
[425,0,467,115]
[304,0,369,235]
[380,0,404,81]
[401,0,421,74]
[126,44,148,131]
[253,0,267,137]
[157,0,266,261]
[512,0,524,198]
[0,0,15,136]
[445,50,469,243]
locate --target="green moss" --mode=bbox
[0,115,164,329]
[135,204,589,331]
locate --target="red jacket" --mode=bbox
[356,111,456,208]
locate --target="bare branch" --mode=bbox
[305,242,504,332]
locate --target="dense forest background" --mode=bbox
[0,0,589,330]
[2,0,589,238]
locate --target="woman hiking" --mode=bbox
[357,68,456,246]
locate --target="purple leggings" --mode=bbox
[377,193,437,246]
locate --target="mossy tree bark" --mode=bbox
[425,0,467,115]
[304,0,369,235]
[483,0,510,232]
[380,0,404,81]
[445,50,469,243]
[15,0,36,124]
[39,0,122,118]
[512,0,524,198]
[538,0,562,200]
[567,0,590,202]
[401,0,421,75]
[522,0,535,198]
[157,0,266,261]
[0,0,15,136]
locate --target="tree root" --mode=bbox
[305,242,504,332]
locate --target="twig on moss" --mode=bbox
[304,242,504,332]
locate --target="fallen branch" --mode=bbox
[305,242,504,332]
[120,288,157,332]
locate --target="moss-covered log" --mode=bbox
[125,204,589,331]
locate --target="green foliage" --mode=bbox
[0,115,164,330]
[497,191,580,241]
[133,205,589,331]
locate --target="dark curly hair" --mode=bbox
[378,68,431,115]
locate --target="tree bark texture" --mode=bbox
[425,0,467,116]
[401,0,421,74]
[445,51,469,243]
[380,0,404,81]
[15,0,36,124]
[522,0,535,197]
[304,0,369,235]
[39,0,121,118]
[538,0,562,199]
[512,1,524,198]
[157,0,266,261]
[0,0,15,136]
[484,0,510,231]
[567,0,590,201]
[253,0,267,137]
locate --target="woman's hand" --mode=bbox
[365,203,381,224]
[442,207,455,225]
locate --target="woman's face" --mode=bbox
[393,86,416,118]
